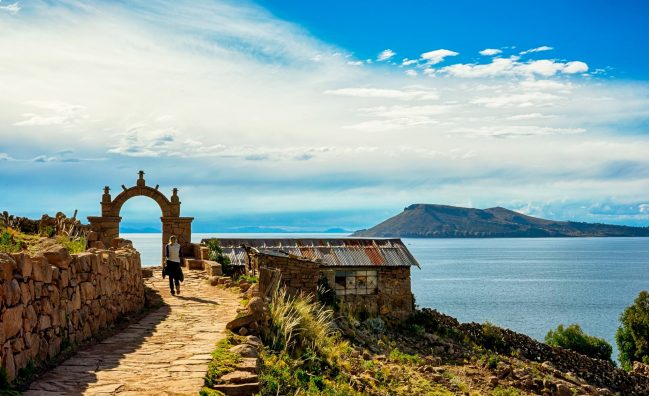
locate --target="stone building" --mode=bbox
[210,238,420,320]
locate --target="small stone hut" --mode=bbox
[210,238,420,320]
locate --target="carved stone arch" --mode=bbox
[108,186,175,218]
[88,171,193,264]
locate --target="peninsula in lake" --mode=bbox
[353,204,649,238]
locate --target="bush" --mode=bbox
[364,317,386,335]
[56,235,86,254]
[616,290,649,370]
[206,240,234,276]
[545,323,612,361]
[0,230,21,253]
[481,321,506,351]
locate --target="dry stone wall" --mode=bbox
[0,245,144,381]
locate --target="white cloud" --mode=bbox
[401,58,418,66]
[479,48,502,56]
[420,49,459,65]
[324,88,438,100]
[346,60,363,66]
[405,69,417,76]
[506,113,555,121]
[472,92,560,108]
[438,57,588,78]
[344,117,439,132]
[377,49,396,61]
[0,1,20,14]
[519,79,572,91]
[454,125,585,138]
[520,45,553,55]
[563,61,589,74]
[14,101,88,127]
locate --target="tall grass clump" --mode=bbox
[259,286,353,395]
[264,286,348,365]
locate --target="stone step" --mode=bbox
[221,370,259,384]
[213,382,260,396]
[236,358,260,374]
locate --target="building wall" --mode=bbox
[255,254,320,297]
[255,252,412,321]
[0,248,145,381]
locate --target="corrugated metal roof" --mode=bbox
[202,238,420,268]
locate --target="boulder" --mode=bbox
[246,297,267,320]
[633,361,649,377]
[556,383,572,396]
[40,243,72,269]
[226,314,257,332]
[229,344,259,358]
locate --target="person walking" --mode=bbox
[163,235,184,295]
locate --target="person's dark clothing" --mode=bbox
[165,260,182,294]
[164,243,183,295]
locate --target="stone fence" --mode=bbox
[418,308,649,394]
[0,244,145,381]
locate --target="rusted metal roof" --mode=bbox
[201,238,420,268]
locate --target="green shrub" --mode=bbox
[364,317,386,334]
[481,321,506,351]
[56,235,86,254]
[545,323,612,361]
[0,230,21,253]
[388,348,421,365]
[238,274,257,283]
[616,290,649,370]
[491,386,521,396]
[206,240,233,276]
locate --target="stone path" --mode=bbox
[25,268,240,396]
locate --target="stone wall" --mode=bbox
[255,252,413,321]
[256,254,320,297]
[0,245,145,381]
[325,267,412,321]
[418,308,649,394]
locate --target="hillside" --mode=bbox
[353,204,649,238]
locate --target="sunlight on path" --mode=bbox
[25,269,240,396]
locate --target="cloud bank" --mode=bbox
[1,0,648,229]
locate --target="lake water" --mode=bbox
[123,233,649,360]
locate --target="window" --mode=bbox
[334,270,377,295]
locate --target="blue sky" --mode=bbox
[1,0,649,232]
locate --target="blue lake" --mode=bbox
[123,233,649,360]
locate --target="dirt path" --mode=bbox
[25,268,240,396]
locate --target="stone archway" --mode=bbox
[87,171,193,263]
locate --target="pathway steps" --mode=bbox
[25,268,240,396]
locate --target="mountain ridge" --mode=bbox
[352,203,649,238]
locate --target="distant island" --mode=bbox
[352,204,649,238]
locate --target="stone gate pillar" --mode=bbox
[161,216,194,262]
